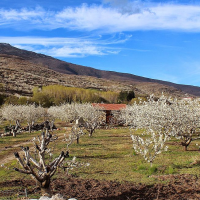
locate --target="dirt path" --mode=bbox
[0,131,67,165]
[0,141,32,165]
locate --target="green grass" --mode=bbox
[0,130,45,162]
[56,128,200,183]
[1,126,200,196]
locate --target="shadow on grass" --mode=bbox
[77,154,122,159]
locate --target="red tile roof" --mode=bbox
[92,103,126,111]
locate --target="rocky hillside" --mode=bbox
[0,43,199,97]
[0,54,135,96]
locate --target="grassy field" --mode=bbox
[1,124,200,199]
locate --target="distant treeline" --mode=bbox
[1,85,136,107]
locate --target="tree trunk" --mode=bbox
[12,129,16,137]
[181,138,192,151]
[77,136,79,144]
[39,179,52,197]
[184,144,189,151]
[50,120,54,131]
[15,119,20,128]
[28,123,31,133]
[89,129,93,137]
[40,187,52,197]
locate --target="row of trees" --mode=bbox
[120,95,200,166]
[1,104,45,135]
[32,85,135,106]
[0,84,136,106]
[2,96,200,156]
[0,103,99,197]
[2,96,200,151]
[0,103,104,138]
[1,96,200,197]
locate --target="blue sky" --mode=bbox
[1,0,200,87]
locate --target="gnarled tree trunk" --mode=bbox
[14,129,69,197]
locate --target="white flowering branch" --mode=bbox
[131,129,168,166]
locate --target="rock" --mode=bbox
[39,196,50,200]
[39,194,66,200]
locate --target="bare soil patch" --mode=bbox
[1,174,200,199]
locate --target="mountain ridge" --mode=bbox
[0,43,199,97]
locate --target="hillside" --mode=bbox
[0,43,199,97]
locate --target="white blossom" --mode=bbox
[122,94,200,165]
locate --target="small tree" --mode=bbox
[64,119,85,145]
[118,90,135,103]
[14,129,69,197]
[76,103,104,137]
[52,103,104,137]
[54,104,78,124]
[23,104,45,133]
[1,104,24,136]
[47,106,61,131]
[131,130,168,166]
[168,98,200,151]
[122,95,171,165]
[48,103,103,139]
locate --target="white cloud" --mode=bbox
[0,35,126,57]
[43,46,106,57]
[0,7,45,20]
[1,3,200,32]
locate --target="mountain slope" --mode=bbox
[0,43,199,97]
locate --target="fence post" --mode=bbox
[25,188,28,198]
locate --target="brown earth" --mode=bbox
[1,174,200,200]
